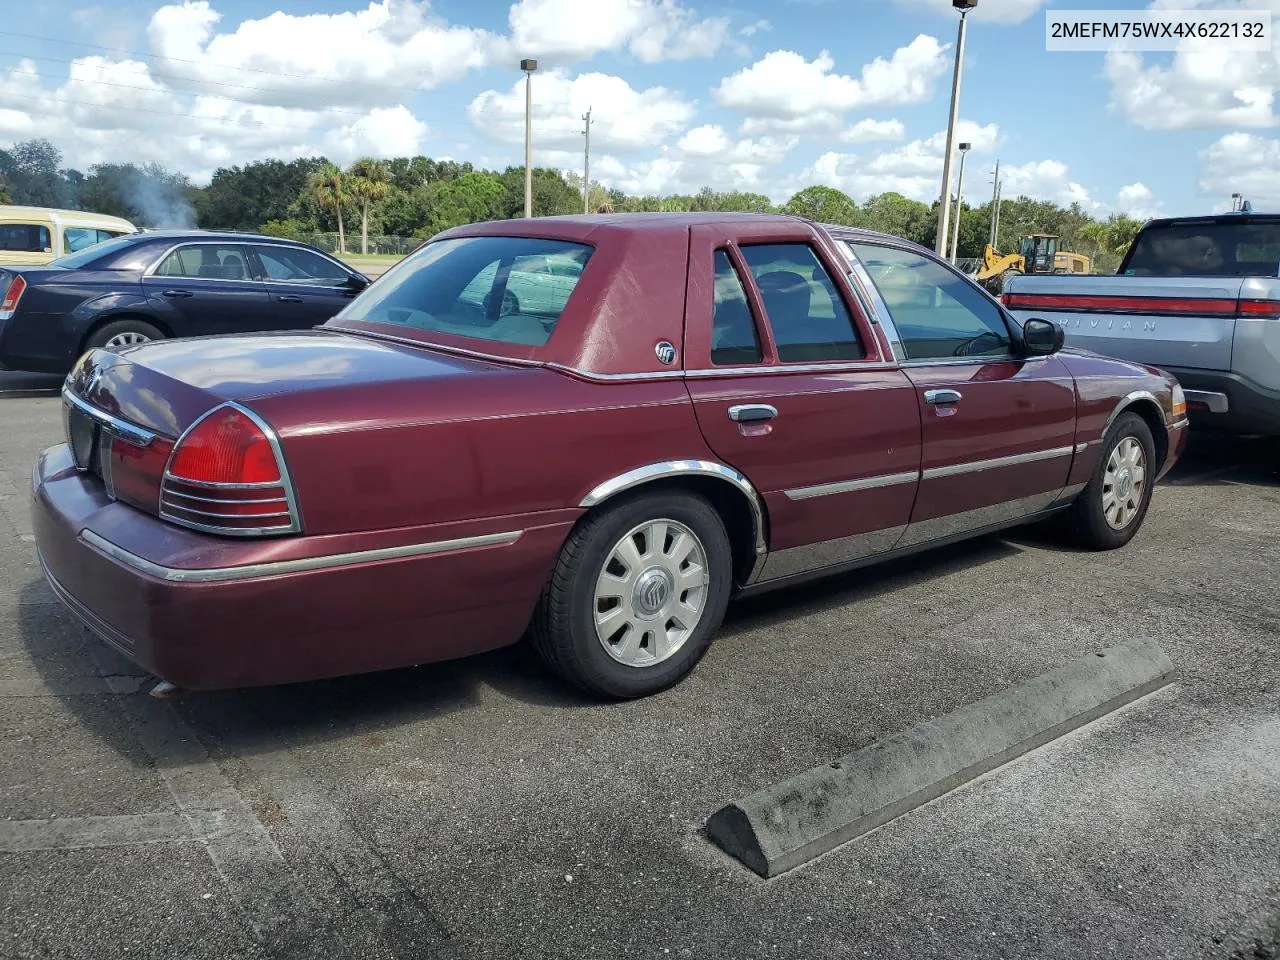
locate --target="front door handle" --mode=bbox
[277,295,304,303]
[162,289,192,298]
[924,389,963,405]
[728,403,778,423]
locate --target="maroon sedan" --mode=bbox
[31,214,1188,699]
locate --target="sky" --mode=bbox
[0,0,1277,218]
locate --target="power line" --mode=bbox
[0,29,434,94]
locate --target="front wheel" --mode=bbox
[1066,411,1157,549]
[530,491,733,699]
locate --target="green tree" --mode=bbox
[308,163,352,254]
[347,157,392,254]
[781,185,861,226]
[498,166,581,219]
[421,171,507,235]
[1,138,69,207]
[194,157,327,230]
[861,192,934,244]
[0,179,11,205]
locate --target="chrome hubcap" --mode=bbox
[104,331,152,348]
[1102,436,1147,530]
[593,519,709,668]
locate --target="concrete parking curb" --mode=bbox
[706,638,1176,877]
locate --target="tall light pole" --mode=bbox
[949,141,971,262]
[582,106,593,215]
[988,158,1001,248]
[521,58,538,218]
[934,0,977,256]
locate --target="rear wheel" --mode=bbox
[1066,411,1157,549]
[84,319,164,352]
[531,490,733,699]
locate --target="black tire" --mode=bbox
[1065,411,1158,550]
[530,490,734,699]
[83,318,165,353]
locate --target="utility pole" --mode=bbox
[988,158,1001,248]
[582,106,592,215]
[520,59,538,218]
[934,0,977,256]
[949,141,970,262]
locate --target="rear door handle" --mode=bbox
[924,389,963,405]
[728,403,778,423]
[277,295,304,303]
[161,289,192,298]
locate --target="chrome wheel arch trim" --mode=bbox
[578,460,768,584]
[1102,389,1165,437]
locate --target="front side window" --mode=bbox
[711,250,762,365]
[338,236,593,347]
[254,245,350,286]
[847,242,1011,361]
[0,223,51,253]
[738,243,864,363]
[63,227,106,253]
[154,244,252,280]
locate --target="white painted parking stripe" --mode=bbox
[0,811,227,852]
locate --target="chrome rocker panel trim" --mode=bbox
[80,528,523,584]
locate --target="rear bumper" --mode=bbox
[31,443,572,689]
[1164,367,1280,436]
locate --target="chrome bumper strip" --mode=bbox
[80,528,523,584]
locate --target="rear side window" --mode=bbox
[711,250,762,365]
[0,223,51,253]
[1122,220,1280,277]
[63,227,116,253]
[340,236,593,347]
[738,243,864,363]
[154,244,252,280]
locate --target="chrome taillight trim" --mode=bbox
[159,401,303,538]
[161,488,289,506]
[161,502,294,522]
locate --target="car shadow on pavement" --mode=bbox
[1161,432,1278,488]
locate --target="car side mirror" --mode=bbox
[1022,317,1064,356]
[346,273,370,291]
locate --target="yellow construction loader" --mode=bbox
[973,234,1091,292]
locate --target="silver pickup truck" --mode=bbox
[1002,212,1280,436]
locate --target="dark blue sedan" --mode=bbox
[0,230,371,373]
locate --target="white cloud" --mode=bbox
[1104,45,1278,130]
[148,0,494,110]
[1199,132,1280,206]
[502,0,730,64]
[714,35,948,134]
[739,19,771,37]
[999,160,1098,210]
[468,70,695,153]
[840,118,906,143]
[676,125,797,164]
[1116,182,1163,220]
[324,105,429,159]
[895,0,1046,23]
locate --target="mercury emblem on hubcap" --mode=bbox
[633,567,673,617]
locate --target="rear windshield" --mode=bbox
[1120,220,1280,278]
[337,236,593,346]
[50,234,140,270]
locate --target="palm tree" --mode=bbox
[347,157,391,255]
[308,164,350,254]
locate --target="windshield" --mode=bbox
[336,236,593,347]
[49,234,139,270]
[1120,220,1280,277]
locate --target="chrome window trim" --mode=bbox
[159,401,304,537]
[80,528,522,584]
[684,360,900,378]
[784,470,919,501]
[142,238,359,284]
[249,242,361,287]
[921,445,1075,480]
[579,460,768,582]
[61,386,156,447]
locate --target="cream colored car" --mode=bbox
[0,206,137,267]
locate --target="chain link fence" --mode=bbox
[291,233,421,256]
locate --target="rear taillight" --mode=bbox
[1238,299,1280,318]
[159,403,301,537]
[0,275,26,316]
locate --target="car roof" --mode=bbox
[122,229,315,244]
[0,205,136,231]
[1138,212,1280,229]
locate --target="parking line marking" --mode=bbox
[0,811,228,852]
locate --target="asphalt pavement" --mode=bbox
[0,369,1277,960]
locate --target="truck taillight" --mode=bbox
[159,403,301,536]
[0,275,26,316]
[1238,299,1280,318]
